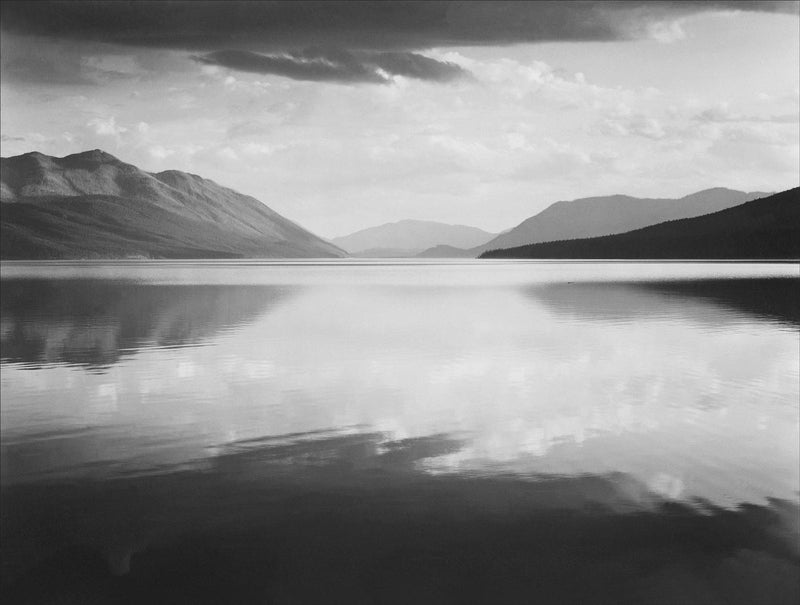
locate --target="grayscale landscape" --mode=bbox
[1,2,799,604]
[1,150,345,259]
[331,220,496,258]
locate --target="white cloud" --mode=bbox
[504,132,528,150]
[2,13,797,235]
[645,18,688,43]
[148,145,173,160]
[598,114,666,139]
[240,142,281,156]
[87,116,128,137]
[216,147,238,161]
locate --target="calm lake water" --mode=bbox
[1,260,798,604]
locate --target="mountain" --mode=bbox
[480,188,800,260]
[0,150,345,259]
[330,219,495,257]
[471,188,771,255]
[350,247,431,258]
[415,245,476,258]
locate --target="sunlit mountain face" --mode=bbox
[0,151,346,259]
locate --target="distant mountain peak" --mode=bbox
[680,187,738,198]
[156,169,200,179]
[481,188,800,260]
[331,219,496,254]
[475,188,769,254]
[681,187,772,200]
[393,218,462,226]
[565,194,637,203]
[63,149,122,164]
[688,187,737,194]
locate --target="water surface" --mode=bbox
[1,261,798,604]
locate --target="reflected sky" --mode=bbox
[1,261,798,603]
[1,262,797,509]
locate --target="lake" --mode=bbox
[1,260,798,604]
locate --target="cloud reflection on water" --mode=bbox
[1,274,797,508]
[1,264,798,603]
[2,428,798,604]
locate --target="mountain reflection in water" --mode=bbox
[1,262,798,604]
[0,281,296,368]
[1,275,796,371]
[529,277,800,328]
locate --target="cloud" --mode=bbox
[598,115,668,139]
[0,40,149,86]
[196,49,385,84]
[694,104,800,123]
[371,52,469,82]
[2,2,795,85]
[195,48,468,84]
[2,1,796,51]
[80,54,146,81]
[87,116,127,137]
[0,49,95,85]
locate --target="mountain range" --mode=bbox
[330,220,496,257]
[481,188,800,260]
[418,188,771,257]
[0,150,344,259]
[1,150,794,261]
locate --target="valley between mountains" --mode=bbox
[1,150,797,260]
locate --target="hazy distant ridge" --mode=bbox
[418,188,771,258]
[0,150,345,259]
[480,188,771,252]
[481,188,800,260]
[331,219,496,256]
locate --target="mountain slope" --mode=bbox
[331,219,495,256]
[1,150,345,259]
[481,188,800,260]
[475,188,770,255]
[415,244,476,258]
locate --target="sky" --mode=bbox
[1,1,798,237]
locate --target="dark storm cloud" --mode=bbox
[1,52,96,86]
[1,1,797,84]
[196,48,468,84]
[2,1,797,50]
[371,52,468,82]
[197,49,386,84]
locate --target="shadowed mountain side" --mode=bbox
[527,278,800,329]
[0,281,296,368]
[2,429,798,604]
[331,219,496,256]
[482,188,800,260]
[0,151,345,259]
[477,188,771,255]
